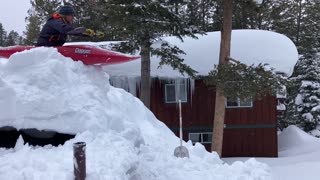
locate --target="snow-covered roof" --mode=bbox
[101,30,298,77]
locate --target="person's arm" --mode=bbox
[48,19,75,34]
[51,22,102,38]
[69,28,96,37]
[67,27,86,35]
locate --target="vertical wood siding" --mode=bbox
[149,78,278,157]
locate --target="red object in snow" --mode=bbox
[0,45,140,65]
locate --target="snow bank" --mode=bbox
[278,125,320,157]
[0,48,271,179]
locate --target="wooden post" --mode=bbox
[73,142,86,180]
[179,99,183,147]
[211,0,233,157]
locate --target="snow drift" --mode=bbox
[278,125,320,157]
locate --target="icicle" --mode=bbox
[109,75,140,97]
[109,76,129,92]
[109,75,194,106]
[189,78,195,106]
[127,76,140,97]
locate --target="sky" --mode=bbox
[0,35,319,179]
[0,0,31,35]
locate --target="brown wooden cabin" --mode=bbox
[103,30,300,158]
[110,77,279,157]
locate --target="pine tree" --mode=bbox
[29,0,61,23]
[299,0,320,53]
[24,8,42,45]
[185,0,217,31]
[233,0,260,29]
[269,0,320,54]
[97,0,201,108]
[5,31,20,46]
[0,23,7,47]
[253,0,273,29]
[68,0,102,28]
[188,0,276,31]
[66,0,107,41]
[282,53,320,133]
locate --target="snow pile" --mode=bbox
[1,47,114,133]
[278,125,320,157]
[0,48,270,179]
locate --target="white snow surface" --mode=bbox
[100,30,298,77]
[254,0,263,4]
[0,47,271,179]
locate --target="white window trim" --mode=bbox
[188,132,212,144]
[225,97,253,108]
[164,83,188,103]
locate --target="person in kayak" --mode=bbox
[36,5,101,46]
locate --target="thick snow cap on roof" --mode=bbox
[102,30,298,77]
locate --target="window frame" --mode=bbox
[164,83,188,103]
[188,132,213,144]
[225,97,253,108]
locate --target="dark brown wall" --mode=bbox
[149,78,278,157]
[150,79,216,128]
[223,128,277,157]
[223,95,278,157]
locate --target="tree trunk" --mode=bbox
[211,0,233,157]
[296,0,302,47]
[140,37,151,109]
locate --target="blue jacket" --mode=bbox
[36,15,75,46]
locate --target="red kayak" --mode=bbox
[0,45,140,65]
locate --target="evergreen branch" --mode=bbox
[205,60,285,100]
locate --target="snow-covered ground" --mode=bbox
[0,42,316,179]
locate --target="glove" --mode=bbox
[82,29,95,37]
[95,31,105,38]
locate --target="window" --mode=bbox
[165,83,187,103]
[226,97,253,108]
[189,132,212,144]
